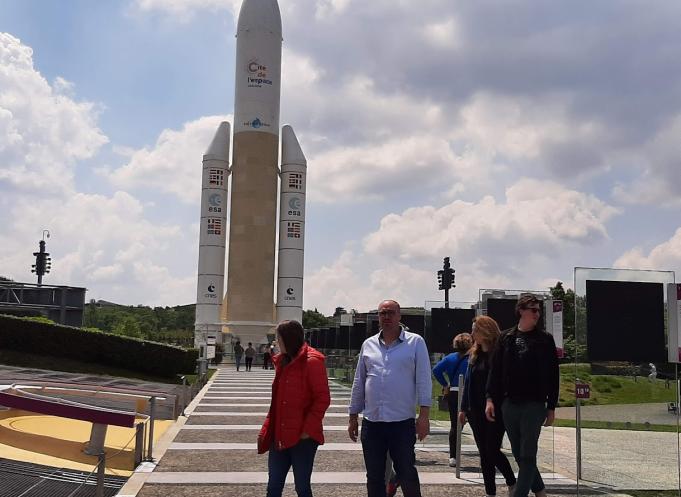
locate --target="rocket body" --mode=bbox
[195,122,231,353]
[276,126,307,324]
[223,0,283,344]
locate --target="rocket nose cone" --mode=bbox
[205,121,231,160]
[237,0,282,36]
[282,125,306,166]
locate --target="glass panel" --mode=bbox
[574,267,679,493]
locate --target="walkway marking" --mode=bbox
[195,403,349,408]
[189,411,350,417]
[181,424,354,431]
[168,442,463,451]
[146,471,576,485]
[198,395,351,405]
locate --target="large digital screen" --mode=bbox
[350,323,366,350]
[486,298,518,332]
[586,280,666,362]
[428,308,476,354]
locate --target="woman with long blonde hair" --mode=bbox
[460,316,516,497]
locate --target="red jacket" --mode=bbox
[258,344,330,453]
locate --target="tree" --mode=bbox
[0,276,12,282]
[303,309,333,328]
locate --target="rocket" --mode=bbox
[276,125,307,324]
[195,0,307,350]
[194,122,231,352]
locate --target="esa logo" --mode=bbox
[284,286,296,301]
[204,284,217,299]
[287,197,302,216]
[208,194,222,213]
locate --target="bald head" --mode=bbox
[378,299,401,336]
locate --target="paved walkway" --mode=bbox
[117,366,578,496]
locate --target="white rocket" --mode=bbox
[276,125,307,323]
[195,0,306,349]
[194,122,231,352]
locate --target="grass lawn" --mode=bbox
[558,363,677,407]
[553,418,679,433]
[328,362,679,424]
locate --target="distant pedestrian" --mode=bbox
[234,341,244,372]
[459,316,516,497]
[348,299,432,497]
[263,345,272,369]
[486,295,559,497]
[258,320,331,497]
[432,332,472,466]
[269,344,276,369]
[245,342,256,371]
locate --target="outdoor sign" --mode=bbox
[667,283,681,363]
[207,345,216,360]
[546,299,565,358]
[575,383,590,399]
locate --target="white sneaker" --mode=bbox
[448,458,456,467]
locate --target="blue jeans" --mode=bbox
[266,438,319,497]
[361,419,421,497]
[501,400,546,497]
[235,355,242,370]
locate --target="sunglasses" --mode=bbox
[522,307,541,314]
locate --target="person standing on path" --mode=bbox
[485,295,560,497]
[348,299,432,497]
[233,341,244,372]
[258,320,331,497]
[459,316,516,497]
[245,342,256,371]
[432,332,472,467]
[263,344,272,369]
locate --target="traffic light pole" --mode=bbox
[437,257,455,308]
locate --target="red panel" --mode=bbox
[0,392,136,428]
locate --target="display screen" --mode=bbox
[428,308,476,354]
[350,323,366,350]
[586,280,666,362]
[486,298,519,332]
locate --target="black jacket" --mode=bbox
[486,326,560,410]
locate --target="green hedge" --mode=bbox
[0,314,198,378]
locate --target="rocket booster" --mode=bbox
[276,125,307,324]
[195,122,231,349]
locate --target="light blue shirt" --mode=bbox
[349,326,433,422]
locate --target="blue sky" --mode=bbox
[1,0,681,314]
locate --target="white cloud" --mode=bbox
[304,180,617,313]
[363,178,618,261]
[106,115,230,204]
[614,228,681,272]
[0,190,197,306]
[0,33,108,194]
[422,18,461,49]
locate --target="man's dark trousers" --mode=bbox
[361,418,422,497]
[501,399,546,497]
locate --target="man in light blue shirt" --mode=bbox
[348,299,432,497]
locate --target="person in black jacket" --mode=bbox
[459,316,516,497]
[485,295,559,497]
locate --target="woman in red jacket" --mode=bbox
[258,320,331,497]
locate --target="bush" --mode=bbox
[0,314,198,378]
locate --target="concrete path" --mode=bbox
[117,366,578,496]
